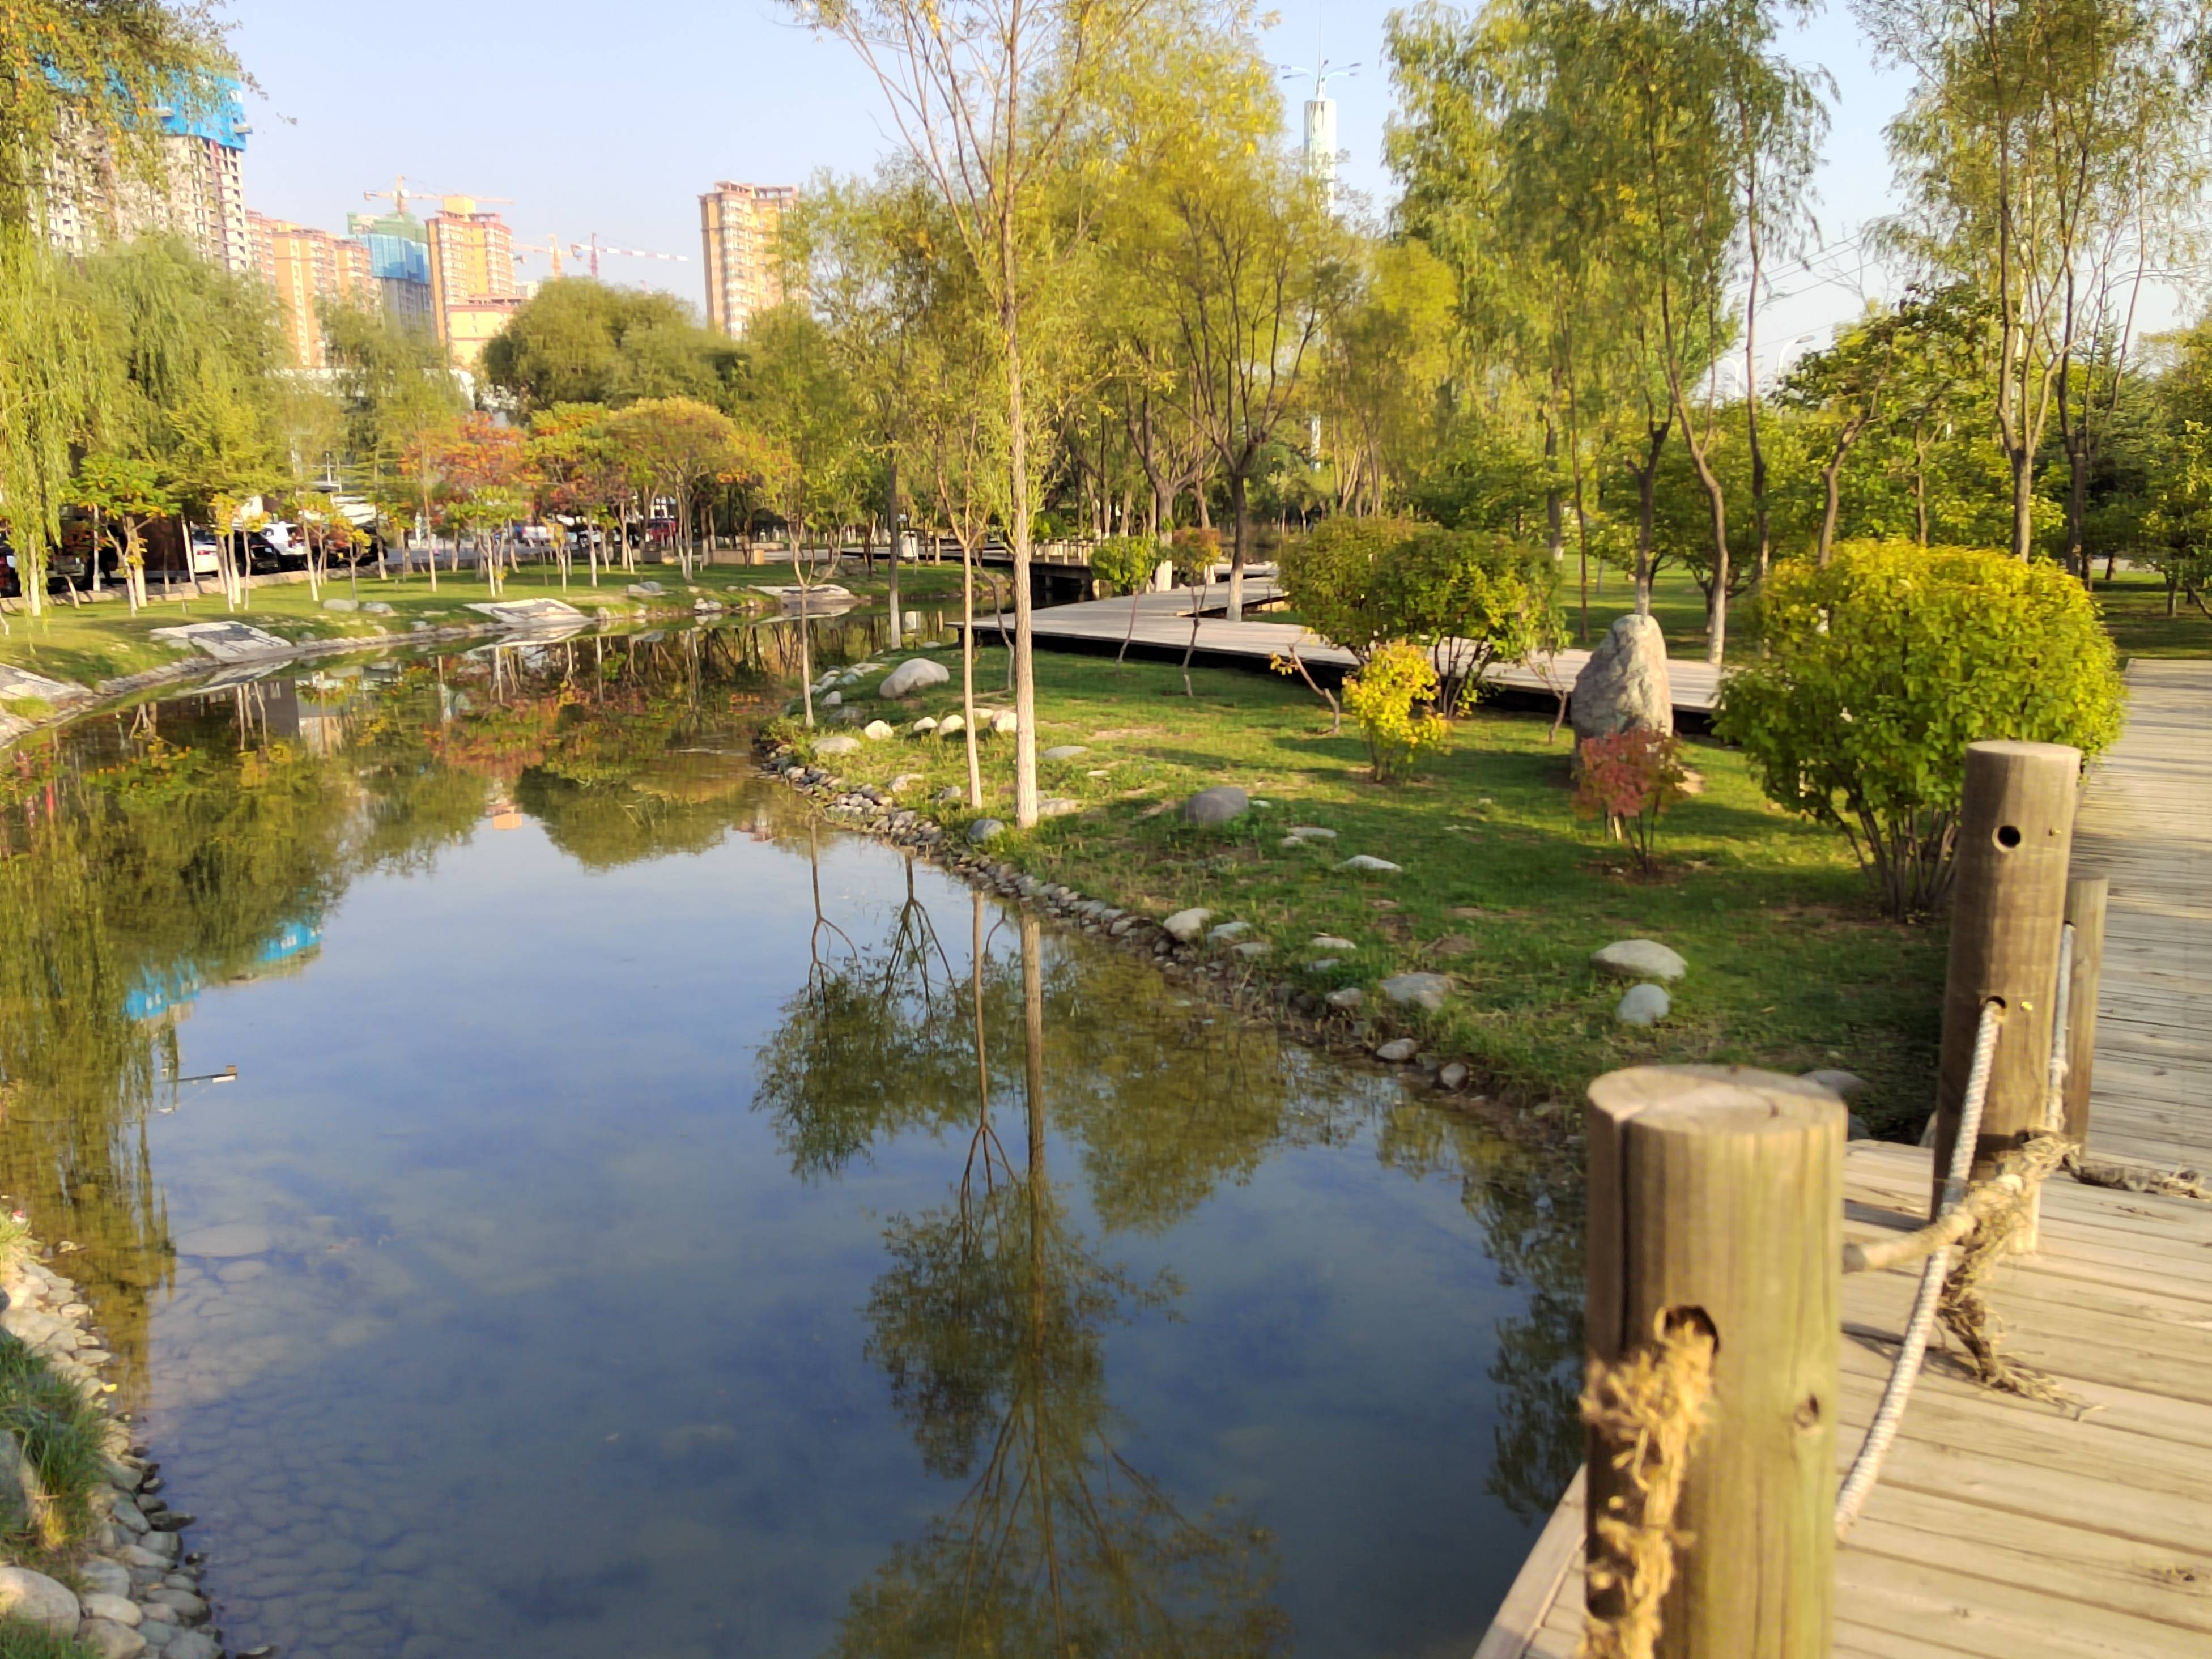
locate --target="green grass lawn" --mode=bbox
[788,643,1949,1137]
[2085,567,2212,661]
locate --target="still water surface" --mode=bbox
[0,626,1580,1658]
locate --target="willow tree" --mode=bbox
[786,0,1152,829]
[0,232,103,618]
[1859,0,2212,562]
[0,1,226,226]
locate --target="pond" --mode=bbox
[0,622,1582,1659]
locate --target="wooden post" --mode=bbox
[1586,1065,1841,1659]
[1929,741,2079,1215]
[2061,874,2107,1144]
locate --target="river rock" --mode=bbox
[967,819,1006,844]
[1041,745,1087,761]
[909,718,938,735]
[1375,1039,1418,1063]
[361,601,395,615]
[988,709,1019,736]
[862,720,895,741]
[79,1594,139,1628]
[79,1563,131,1600]
[0,1567,80,1634]
[937,714,966,737]
[890,773,925,793]
[144,1590,206,1623]
[1163,908,1213,943]
[1338,855,1401,874]
[160,1633,218,1659]
[1440,1062,1470,1090]
[1037,797,1082,818]
[814,734,861,756]
[1308,958,1340,972]
[1591,939,1687,981]
[321,598,358,613]
[1310,935,1356,951]
[1802,1067,1869,1099]
[1182,786,1249,827]
[172,1224,270,1260]
[879,658,951,699]
[1380,972,1450,1011]
[626,581,666,598]
[1207,921,1252,944]
[1326,987,1364,1010]
[935,786,964,803]
[1570,614,1674,744]
[76,1620,144,1659]
[1615,984,1671,1026]
[1286,826,1336,842]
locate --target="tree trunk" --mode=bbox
[886,453,903,651]
[1226,470,1248,623]
[960,534,982,809]
[1002,245,1038,830]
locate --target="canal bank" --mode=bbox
[763,638,1945,1133]
[0,1226,225,1659]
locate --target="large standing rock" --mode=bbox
[1570,614,1674,745]
[0,1567,80,1635]
[879,658,951,699]
[1182,786,1249,827]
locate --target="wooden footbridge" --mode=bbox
[1479,660,2212,1659]
[976,582,1724,720]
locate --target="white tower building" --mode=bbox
[1281,18,1355,214]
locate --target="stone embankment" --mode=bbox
[0,1253,241,1659]
[762,745,1501,1103]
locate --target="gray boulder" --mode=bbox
[1380,972,1450,1012]
[988,709,1020,736]
[1591,939,1687,981]
[1570,613,1674,745]
[880,658,951,699]
[1338,855,1402,874]
[1326,987,1364,1010]
[862,720,895,741]
[1207,921,1252,944]
[1182,786,1249,827]
[75,1621,142,1659]
[1310,934,1356,951]
[1163,908,1213,943]
[321,598,358,613]
[0,1567,80,1635]
[1802,1068,1870,1099]
[1037,797,1083,818]
[1439,1062,1470,1090]
[967,819,1006,844]
[1041,745,1088,761]
[814,735,861,756]
[1615,984,1671,1027]
[1375,1039,1418,1063]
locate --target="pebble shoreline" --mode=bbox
[0,1249,244,1659]
[760,742,1515,1107]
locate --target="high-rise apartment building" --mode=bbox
[249,212,375,368]
[426,197,522,369]
[346,210,436,332]
[44,78,253,274]
[699,182,796,337]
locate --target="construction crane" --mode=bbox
[569,233,687,280]
[361,176,512,219]
[512,235,566,278]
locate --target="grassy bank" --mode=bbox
[786,643,1949,1137]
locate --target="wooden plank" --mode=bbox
[1471,1469,1584,1659]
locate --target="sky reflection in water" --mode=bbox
[0,626,1581,1659]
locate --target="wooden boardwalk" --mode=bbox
[1479,657,2212,1659]
[981,584,1722,716]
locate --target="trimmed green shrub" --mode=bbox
[1717,541,2125,917]
[1277,518,1561,709]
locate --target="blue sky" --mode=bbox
[226,0,1926,350]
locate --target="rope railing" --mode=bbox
[1833,998,2004,1535]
